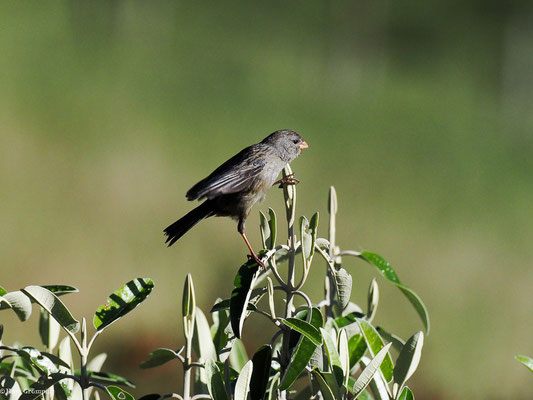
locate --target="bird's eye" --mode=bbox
[293,139,299,144]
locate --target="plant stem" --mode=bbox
[279,166,297,400]
[80,318,89,400]
[183,334,192,400]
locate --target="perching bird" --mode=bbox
[164,129,307,267]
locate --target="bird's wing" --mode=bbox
[186,146,266,201]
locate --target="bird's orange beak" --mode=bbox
[300,140,308,149]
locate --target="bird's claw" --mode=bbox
[274,173,300,188]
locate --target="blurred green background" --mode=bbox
[1,1,533,398]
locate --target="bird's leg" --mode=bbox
[274,173,300,188]
[241,232,266,270]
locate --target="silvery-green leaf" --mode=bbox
[332,268,352,310]
[393,331,424,390]
[193,307,217,362]
[39,308,61,351]
[234,360,253,400]
[352,343,392,397]
[2,291,32,321]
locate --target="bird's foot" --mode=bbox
[247,253,267,270]
[274,173,300,188]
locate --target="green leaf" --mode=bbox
[332,267,352,310]
[515,355,533,373]
[279,308,324,391]
[338,329,350,387]
[1,291,33,321]
[376,326,405,353]
[22,286,80,333]
[393,331,424,390]
[366,278,379,323]
[300,213,319,264]
[93,278,154,331]
[398,386,415,400]
[205,359,229,400]
[39,308,61,351]
[348,334,367,370]
[282,318,322,346]
[320,328,343,386]
[352,343,392,397]
[356,319,394,382]
[19,374,65,400]
[41,352,71,370]
[182,274,196,331]
[358,251,430,334]
[17,347,58,374]
[140,348,181,369]
[230,259,261,338]
[249,345,272,400]
[260,208,277,250]
[229,338,249,372]
[106,386,135,400]
[193,307,217,362]
[311,369,336,400]
[335,311,364,329]
[41,285,79,296]
[86,370,135,388]
[234,359,253,400]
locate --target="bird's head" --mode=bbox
[262,129,308,162]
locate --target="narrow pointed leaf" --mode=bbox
[279,308,323,391]
[22,286,79,333]
[41,285,79,296]
[300,213,319,264]
[377,326,406,353]
[93,278,154,331]
[234,360,253,400]
[260,208,277,250]
[515,355,533,373]
[106,386,134,400]
[230,260,261,338]
[348,334,367,369]
[140,348,180,369]
[182,274,196,327]
[193,307,217,362]
[39,308,61,351]
[229,338,248,372]
[250,345,272,400]
[356,319,394,382]
[205,359,229,400]
[85,371,135,388]
[358,251,430,334]
[352,343,392,396]
[367,278,379,323]
[320,328,343,385]
[282,318,322,346]
[311,369,336,400]
[394,331,424,389]
[338,329,350,387]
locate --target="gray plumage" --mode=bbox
[164,130,307,252]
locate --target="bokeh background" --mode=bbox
[1,1,533,398]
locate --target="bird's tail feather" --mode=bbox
[164,201,214,247]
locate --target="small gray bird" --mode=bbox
[164,130,307,267]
